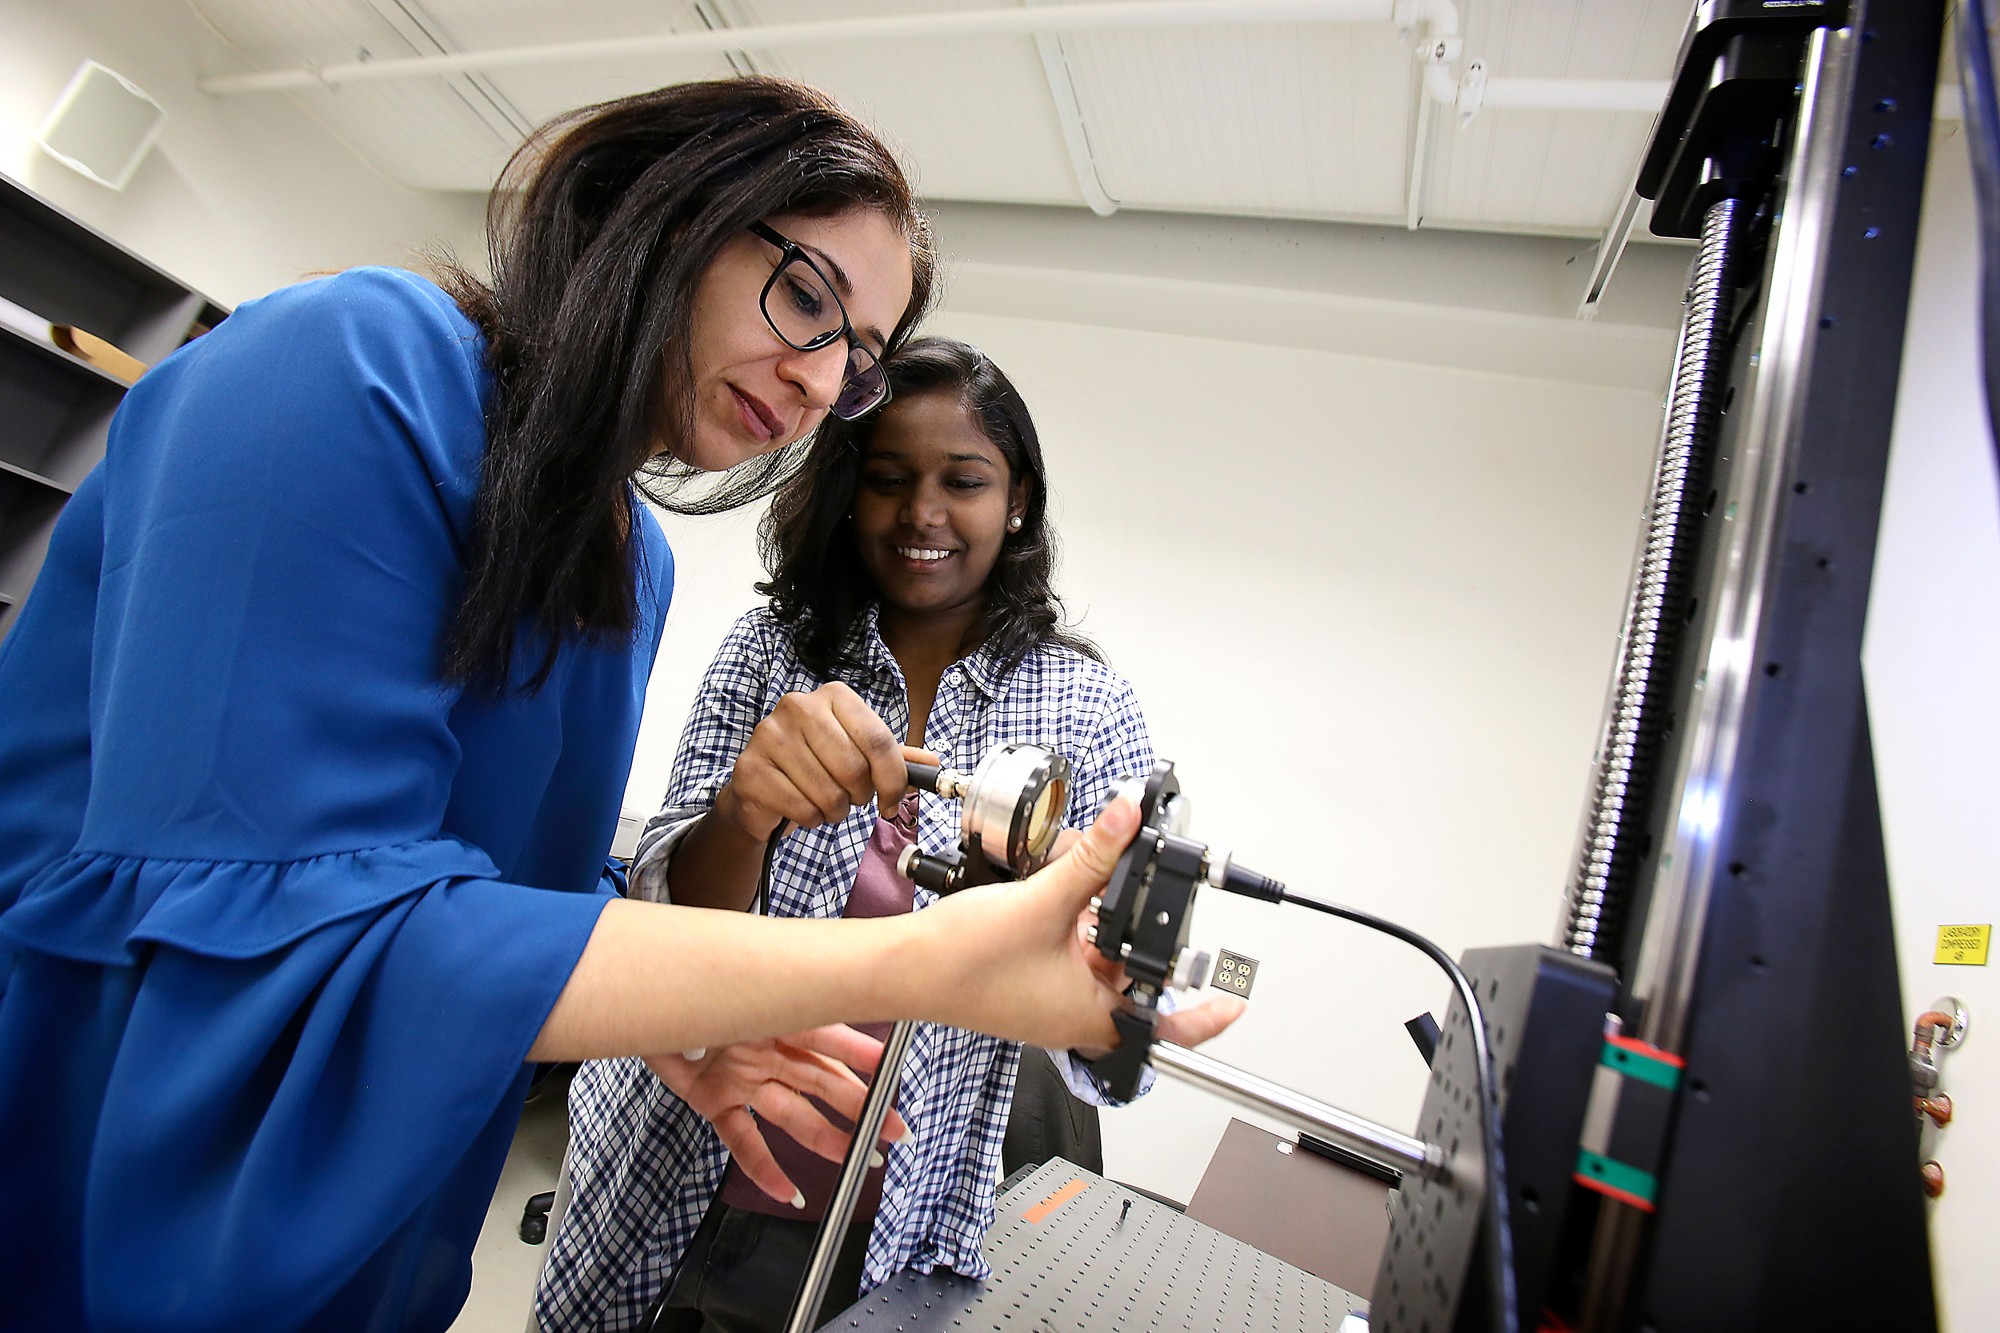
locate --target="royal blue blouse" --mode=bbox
[0,267,671,1332]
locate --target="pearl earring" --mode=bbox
[1008,515,1023,532]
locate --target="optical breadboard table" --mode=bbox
[822,1159,1366,1332]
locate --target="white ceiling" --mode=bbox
[188,0,1695,241]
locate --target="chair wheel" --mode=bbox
[520,1189,555,1244]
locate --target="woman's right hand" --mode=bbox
[713,683,920,840]
[644,1025,911,1208]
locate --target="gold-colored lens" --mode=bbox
[1025,777,1065,858]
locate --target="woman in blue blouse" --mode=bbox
[0,82,1218,1333]
[535,339,1242,1332]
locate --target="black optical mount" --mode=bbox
[1083,761,1286,1101]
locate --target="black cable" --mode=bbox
[755,820,789,917]
[1277,889,1519,1333]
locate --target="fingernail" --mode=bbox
[894,1121,918,1147]
[791,1190,806,1210]
[868,1150,885,1169]
[682,1048,705,1061]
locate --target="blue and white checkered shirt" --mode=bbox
[533,605,1153,1331]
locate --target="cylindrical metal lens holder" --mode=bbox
[957,744,1072,875]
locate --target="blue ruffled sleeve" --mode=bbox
[0,267,665,1332]
[3,265,635,950]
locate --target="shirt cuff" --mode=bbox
[1057,989,1177,1105]
[626,811,708,903]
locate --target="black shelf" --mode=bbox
[0,174,226,642]
[0,316,132,388]
[0,457,74,496]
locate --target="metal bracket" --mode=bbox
[1638,0,1847,237]
[1456,57,1487,121]
[1574,1035,1685,1211]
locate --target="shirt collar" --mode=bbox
[842,603,1006,702]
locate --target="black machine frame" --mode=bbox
[1566,0,1944,1325]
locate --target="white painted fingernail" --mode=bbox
[894,1121,918,1147]
[868,1150,885,1169]
[791,1190,806,1210]
[682,1048,705,1061]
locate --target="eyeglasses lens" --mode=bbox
[764,255,840,351]
[831,344,887,421]
[761,250,889,422]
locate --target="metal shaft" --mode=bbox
[1559,191,1746,962]
[1150,1040,1443,1180]
[783,1018,918,1333]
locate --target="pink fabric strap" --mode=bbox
[718,793,918,1221]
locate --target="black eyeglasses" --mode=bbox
[748,221,891,421]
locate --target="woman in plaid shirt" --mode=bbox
[535,339,1240,1331]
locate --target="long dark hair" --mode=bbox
[759,336,1099,678]
[436,77,936,690]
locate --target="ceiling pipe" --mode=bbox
[197,0,1395,95]
[1401,0,1459,230]
[1405,69,1437,230]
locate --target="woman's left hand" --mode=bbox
[644,1025,912,1207]
[1051,829,1249,1056]
[915,796,1249,1054]
[1069,902,1248,1058]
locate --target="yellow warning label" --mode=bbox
[1935,924,1991,966]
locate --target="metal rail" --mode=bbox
[1150,1040,1443,1180]
[782,1018,918,1333]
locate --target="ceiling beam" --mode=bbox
[1034,28,1119,218]
[198,0,1395,95]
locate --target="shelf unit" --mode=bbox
[0,172,226,642]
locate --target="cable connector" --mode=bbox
[1200,847,1286,902]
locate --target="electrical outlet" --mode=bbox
[1214,949,1258,998]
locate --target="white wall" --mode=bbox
[2,0,485,306]
[630,303,1664,1202]
[952,316,1660,1197]
[1864,121,1999,1333]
